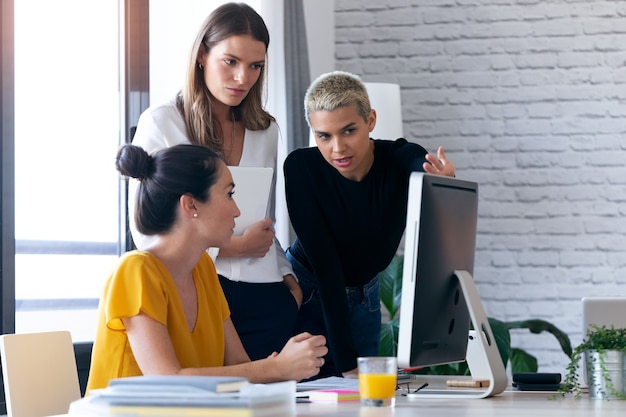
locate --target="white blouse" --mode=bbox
[128,98,293,283]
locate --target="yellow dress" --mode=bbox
[86,251,230,392]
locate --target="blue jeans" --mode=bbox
[287,248,381,378]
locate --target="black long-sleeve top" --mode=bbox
[284,138,429,373]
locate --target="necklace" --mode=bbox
[225,108,236,162]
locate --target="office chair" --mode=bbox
[0,330,81,417]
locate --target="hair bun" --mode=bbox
[116,144,154,180]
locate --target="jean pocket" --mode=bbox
[301,287,318,307]
[365,279,381,313]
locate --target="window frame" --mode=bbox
[0,0,149,410]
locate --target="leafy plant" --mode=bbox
[378,255,572,375]
[379,255,402,358]
[558,325,626,399]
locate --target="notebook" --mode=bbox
[228,166,274,235]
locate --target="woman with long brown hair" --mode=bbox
[128,3,300,360]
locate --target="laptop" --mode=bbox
[582,297,626,334]
[581,297,626,384]
[228,166,274,235]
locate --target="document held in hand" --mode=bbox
[229,166,274,235]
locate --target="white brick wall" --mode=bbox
[335,0,626,373]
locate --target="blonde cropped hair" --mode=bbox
[303,71,372,127]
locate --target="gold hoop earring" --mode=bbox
[198,63,204,70]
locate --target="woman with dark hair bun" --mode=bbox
[128,2,301,361]
[86,144,327,393]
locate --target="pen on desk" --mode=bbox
[401,382,429,396]
[415,382,429,392]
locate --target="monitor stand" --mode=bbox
[406,270,508,399]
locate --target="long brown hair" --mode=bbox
[177,2,275,152]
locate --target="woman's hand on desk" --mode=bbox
[275,332,328,381]
[342,368,358,379]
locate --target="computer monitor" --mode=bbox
[397,173,477,369]
[396,173,507,398]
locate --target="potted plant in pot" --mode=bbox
[559,325,626,400]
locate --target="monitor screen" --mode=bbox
[397,172,479,369]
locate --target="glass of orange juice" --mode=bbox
[357,356,397,407]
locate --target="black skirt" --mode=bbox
[219,275,299,360]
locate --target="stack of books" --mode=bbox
[307,389,360,403]
[69,375,296,416]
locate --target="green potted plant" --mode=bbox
[378,255,572,375]
[559,325,626,400]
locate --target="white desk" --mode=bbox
[296,389,622,417]
[295,376,622,417]
[49,380,623,417]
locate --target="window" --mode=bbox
[13,0,121,342]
